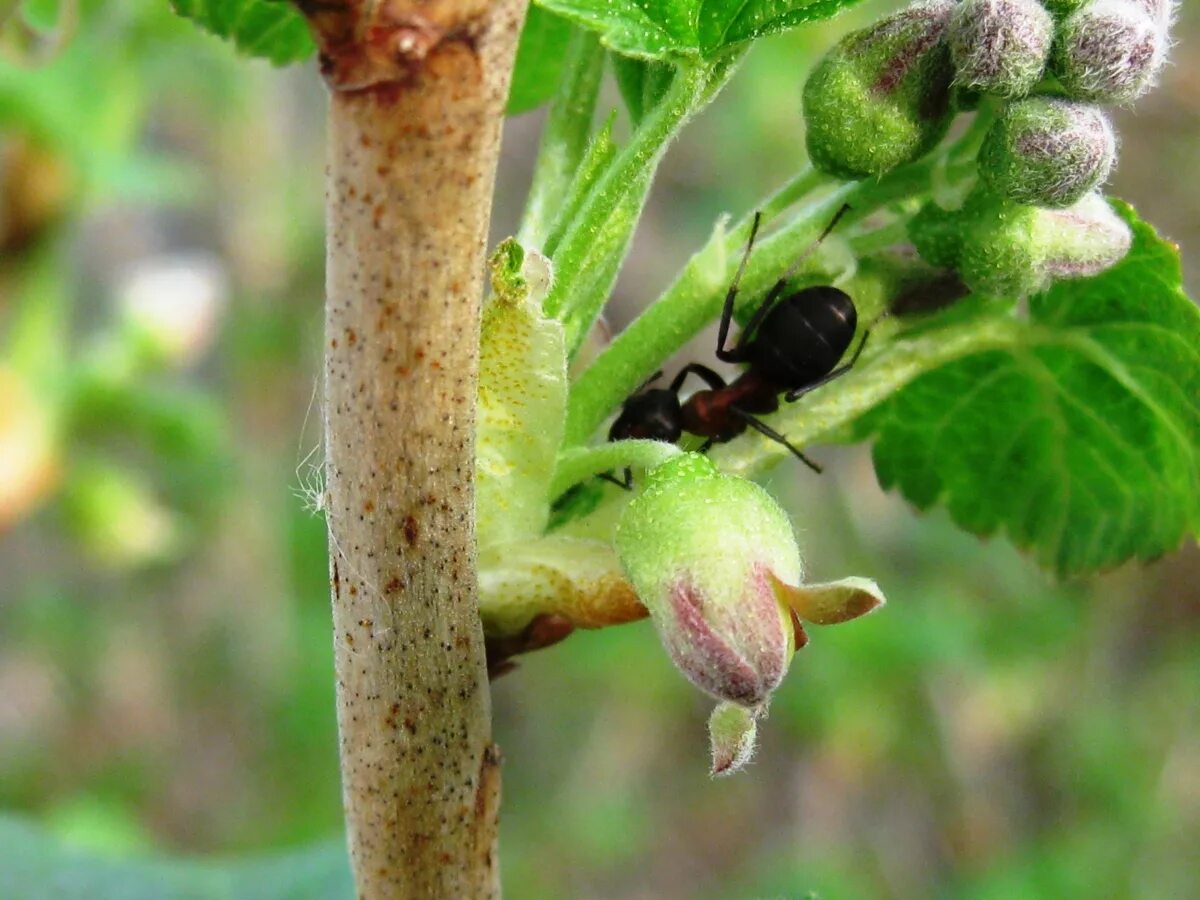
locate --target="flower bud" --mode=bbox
[1053,0,1168,105]
[979,98,1116,207]
[804,0,956,180]
[615,454,886,708]
[949,0,1053,98]
[616,454,797,706]
[956,188,1132,296]
[909,200,964,269]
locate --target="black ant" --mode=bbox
[604,205,866,486]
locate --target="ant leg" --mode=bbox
[780,203,851,282]
[697,439,714,455]
[731,407,823,474]
[598,468,634,491]
[715,212,763,364]
[669,362,727,393]
[784,329,870,403]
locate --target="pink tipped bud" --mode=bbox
[1053,0,1169,105]
[615,454,799,706]
[949,0,1054,98]
[979,97,1116,208]
[616,455,887,709]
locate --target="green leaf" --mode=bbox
[536,0,865,60]
[0,816,352,899]
[864,204,1200,576]
[169,0,314,65]
[508,6,576,114]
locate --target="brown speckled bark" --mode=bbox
[301,1,527,896]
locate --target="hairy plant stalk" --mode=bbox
[300,1,526,896]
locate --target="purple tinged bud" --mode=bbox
[1039,191,1134,280]
[949,0,1054,98]
[979,97,1116,207]
[803,0,957,179]
[615,454,798,706]
[1053,0,1169,105]
[955,187,1132,296]
[614,454,886,709]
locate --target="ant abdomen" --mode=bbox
[750,286,857,389]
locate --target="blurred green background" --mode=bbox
[1,1,1198,897]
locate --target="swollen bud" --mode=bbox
[955,188,1132,296]
[979,98,1116,207]
[1053,0,1169,105]
[908,200,963,269]
[615,454,798,706]
[804,0,956,179]
[615,454,886,712]
[949,0,1054,98]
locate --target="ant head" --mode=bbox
[752,286,858,388]
[608,388,684,444]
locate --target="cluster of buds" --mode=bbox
[615,455,885,775]
[804,0,1174,295]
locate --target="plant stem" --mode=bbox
[301,1,526,896]
[517,29,604,249]
[545,57,737,345]
[550,440,682,498]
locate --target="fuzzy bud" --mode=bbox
[955,188,1132,296]
[615,454,886,710]
[1053,0,1168,105]
[949,0,1054,98]
[804,0,956,179]
[908,200,964,269]
[979,97,1116,207]
[615,454,798,706]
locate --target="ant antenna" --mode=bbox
[777,202,851,286]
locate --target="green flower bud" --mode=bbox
[1053,0,1168,104]
[949,0,1054,98]
[956,188,1132,296]
[909,199,964,269]
[804,0,956,180]
[615,454,885,709]
[979,97,1116,207]
[616,454,798,706]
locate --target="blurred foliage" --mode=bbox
[1,1,1198,898]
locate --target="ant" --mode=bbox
[604,204,867,486]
